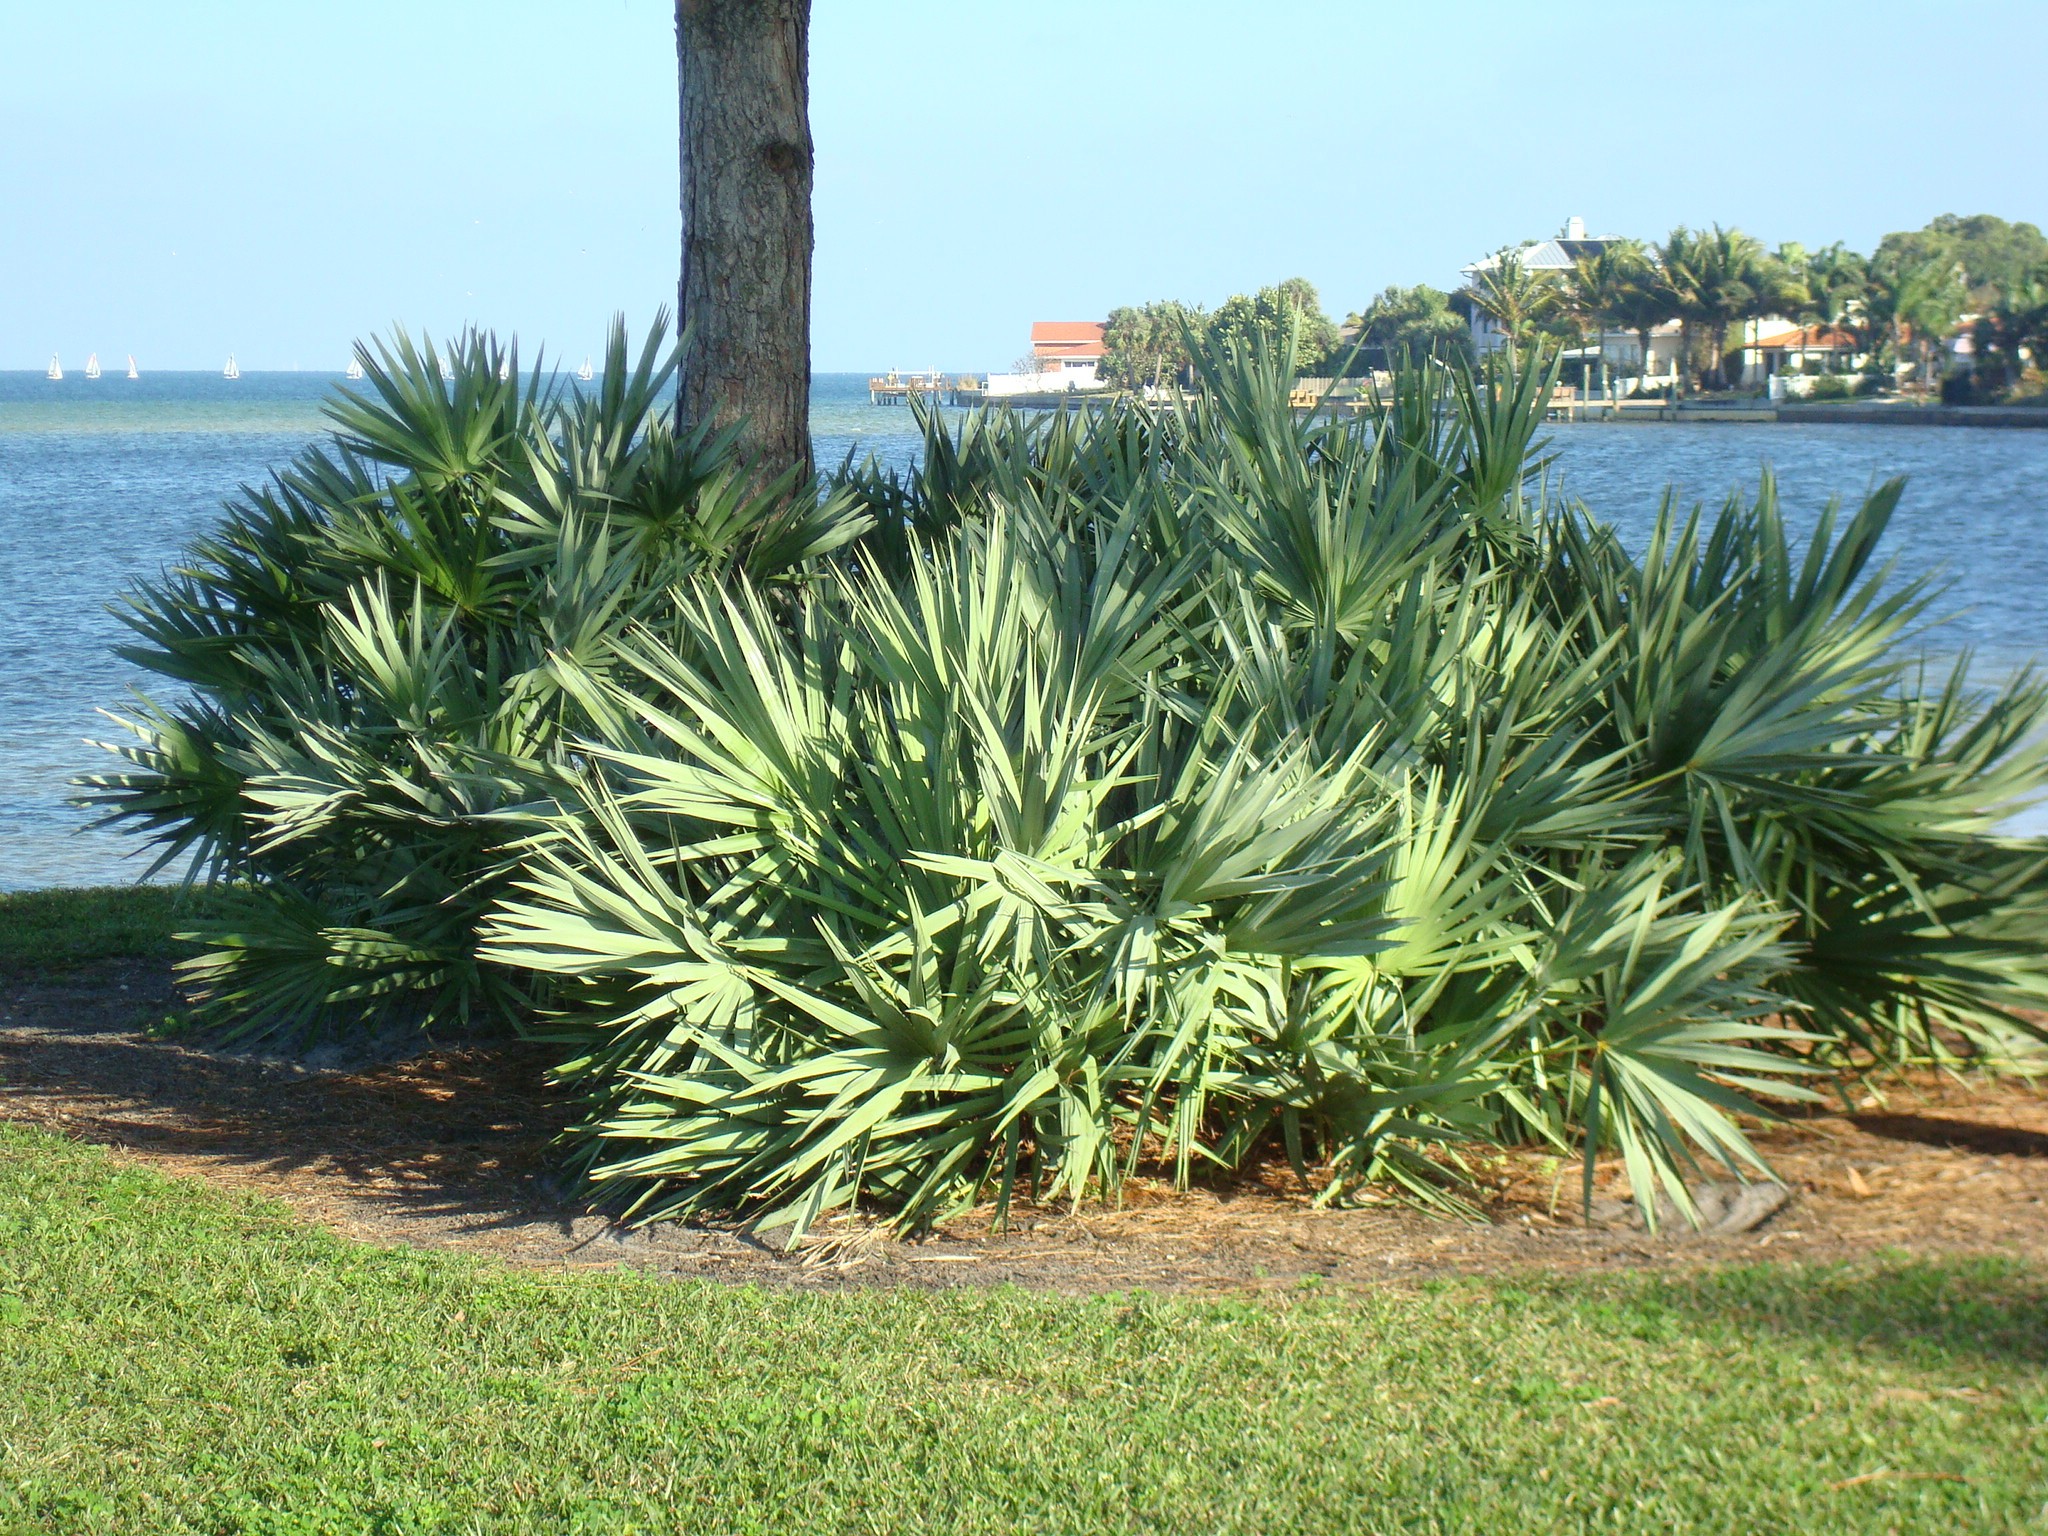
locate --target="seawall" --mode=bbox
[1591,403,2048,428]
[1771,404,2048,428]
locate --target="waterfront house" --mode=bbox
[1457,219,1741,390]
[1557,321,1688,390]
[1030,321,1107,382]
[1460,216,1624,357]
[986,321,1109,397]
[1738,323,1862,388]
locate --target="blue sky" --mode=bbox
[4,0,2044,373]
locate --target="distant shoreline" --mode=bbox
[977,393,2048,431]
[1606,403,2048,430]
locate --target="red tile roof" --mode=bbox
[1031,321,1106,357]
[1753,325,1857,350]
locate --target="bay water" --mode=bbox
[3,370,2044,887]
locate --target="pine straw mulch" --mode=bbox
[2,958,2043,1294]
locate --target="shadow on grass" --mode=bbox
[0,885,221,976]
[1562,1257,2048,1372]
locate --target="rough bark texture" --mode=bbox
[677,0,813,472]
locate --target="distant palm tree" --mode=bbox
[1694,226,1768,391]
[1612,259,1676,389]
[1736,245,1813,390]
[1798,243,1869,374]
[1565,239,1656,394]
[1657,226,1775,393]
[1982,265,2048,389]
[1101,300,1204,391]
[1854,264,1903,380]
[1465,249,1560,358]
[1753,249,1810,326]
[1858,253,1965,391]
[1891,255,1968,391]
[1655,228,1709,394]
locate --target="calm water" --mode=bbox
[4,370,2045,887]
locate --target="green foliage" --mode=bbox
[1655,225,1792,390]
[1342,284,1472,369]
[84,315,869,1043]
[1099,299,1204,390]
[1875,217,2048,397]
[1462,249,1565,351]
[1792,215,2045,398]
[1564,240,1657,333]
[1793,240,1870,332]
[1865,249,1969,389]
[1204,277,1341,374]
[1100,281,1339,387]
[1803,374,1882,401]
[95,325,2048,1240]
[1560,239,1673,382]
[490,340,2048,1237]
[1459,211,2046,398]
[1974,262,2048,395]
[5,1127,2047,1535]
[1877,212,2048,311]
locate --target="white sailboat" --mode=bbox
[578,356,594,382]
[440,356,454,382]
[85,353,102,379]
[126,355,140,380]
[345,359,365,381]
[223,354,241,380]
[46,354,62,380]
[497,357,510,382]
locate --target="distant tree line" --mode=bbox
[1100,280,1340,389]
[1462,213,2048,398]
[1097,214,2048,402]
[1101,278,1444,387]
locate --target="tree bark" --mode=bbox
[677,0,813,473]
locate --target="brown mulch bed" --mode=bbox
[3,958,2044,1293]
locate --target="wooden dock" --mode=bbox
[868,374,984,406]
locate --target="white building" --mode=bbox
[1457,218,1831,392]
[985,321,1109,396]
[1460,216,1625,357]
[1737,322,1863,389]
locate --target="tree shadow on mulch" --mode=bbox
[0,959,573,1227]
[1852,1114,2048,1159]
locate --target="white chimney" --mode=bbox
[1565,215,1587,241]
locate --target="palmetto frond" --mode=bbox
[90,316,861,1042]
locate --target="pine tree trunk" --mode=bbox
[676,0,813,473]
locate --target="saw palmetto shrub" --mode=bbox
[98,327,2048,1237]
[87,318,868,1039]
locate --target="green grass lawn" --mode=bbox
[0,1127,2041,1534]
[0,885,213,975]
